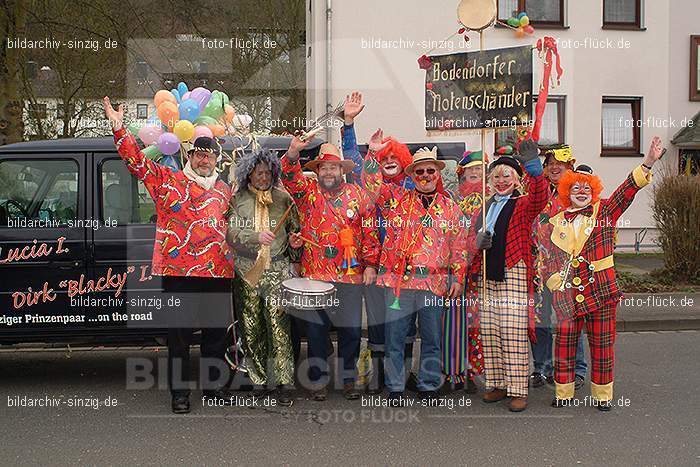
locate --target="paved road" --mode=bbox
[1,331,698,466]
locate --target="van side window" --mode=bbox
[0,159,78,226]
[101,158,156,224]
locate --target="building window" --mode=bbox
[690,35,700,101]
[603,0,643,30]
[495,95,566,149]
[28,103,47,120]
[498,0,565,28]
[136,104,148,119]
[601,97,642,157]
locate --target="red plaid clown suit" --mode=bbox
[544,165,652,402]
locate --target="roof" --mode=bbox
[671,110,700,148]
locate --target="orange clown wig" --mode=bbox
[375,137,413,170]
[557,170,604,209]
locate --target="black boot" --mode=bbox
[366,350,385,394]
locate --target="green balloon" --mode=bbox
[142,145,162,161]
[200,99,225,120]
[194,115,218,125]
[127,122,144,135]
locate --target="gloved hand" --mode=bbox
[514,138,543,176]
[476,230,493,250]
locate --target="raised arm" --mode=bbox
[515,138,548,222]
[341,91,366,184]
[604,136,662,223]
[280,134,314,203]
[103,96,170,191]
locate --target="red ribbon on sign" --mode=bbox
[532,37,563,143]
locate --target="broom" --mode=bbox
[243,202,294,287]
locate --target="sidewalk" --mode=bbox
[616,293,700,331]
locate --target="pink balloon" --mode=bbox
[192,125,213,141]
[138,125,163,146]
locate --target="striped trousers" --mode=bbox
[479,260,530,398]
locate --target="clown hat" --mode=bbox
[304,143,356,174]
[404,146,445,175]
[488,155,523,177]
[457,150,488,175]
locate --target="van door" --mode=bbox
[0,155,88,341]
[90,152,162,335]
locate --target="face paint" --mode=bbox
[570,182,593,208]
[413,162,439,193]
[381,154,401,177]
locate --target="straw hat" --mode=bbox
[304,143,355,174]
[404,146,445,175]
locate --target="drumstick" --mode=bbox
[273,203,294,236]
[293,233,322,249]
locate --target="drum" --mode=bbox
[281,278,337,311]
[457,0,497,31]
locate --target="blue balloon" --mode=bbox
[518,11,527,19]
[178,98,200,122]
[171,88,181,103]
[177,82,188,97]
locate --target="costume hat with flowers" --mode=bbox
[304,142,355,174]
[542,143,575,167]
[404,146,445,175]
[456,150,488,176]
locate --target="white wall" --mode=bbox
[308,0,700,248]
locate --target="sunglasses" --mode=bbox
[414,168,437,176]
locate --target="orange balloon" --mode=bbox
[224,104,235,123]
[154,89,177,108]
[208,124,226,137]
[157,101,179,127]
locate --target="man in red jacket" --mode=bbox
[281,136,380,401]
[104,97,234,414]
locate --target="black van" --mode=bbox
[0,135,464,345]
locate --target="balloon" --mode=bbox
[127,122,144,135]
[507,17,521,28]
[157,101,179,127]
[157,132,180,155]
[520,15,530,27]
[173,120,195,142]
[224,104,235,122]
[177,82,188,97]
[208,124,225,137]
[154,89,177,108]
[178,98,200,122]
[518,11,527,19]
[524,25,535,34]
[200,98,225,120]
[171,89,181,103]
[138,125,164,146]
[516,27,526,38]
[159,154,181,172]
[194,115,218,126]
[182,91,191,101]
[232,114,252,128]
[142,145,162,161]
[193,125,213,140]
[189,87,212,112]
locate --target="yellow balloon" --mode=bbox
[173,120,195,142]
[520,16,530,27]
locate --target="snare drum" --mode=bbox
[457,0,497,31]
[281,278,337,311]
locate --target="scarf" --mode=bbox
[249,184,274,270]
[474,191,520,282]
[183,161,219,191]
[484,194,511,234]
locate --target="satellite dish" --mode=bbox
[457,0,497,32]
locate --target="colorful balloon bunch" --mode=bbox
[505,11,535,37]
[128,82,236,170]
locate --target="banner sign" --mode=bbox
[424,45,533,131]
